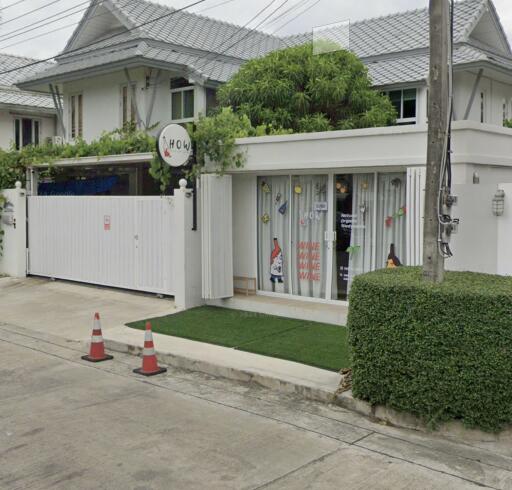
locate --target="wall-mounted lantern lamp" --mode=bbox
[492,189,505,216]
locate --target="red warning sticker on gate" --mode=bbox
[104,215,111,231]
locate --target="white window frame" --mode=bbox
[387,88,418,125]
[120,83,137,128]
[69,92,83,140]
[170,85,195,123]
[13,116,41,150]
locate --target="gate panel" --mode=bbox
[136,198,175,294]
[28,196,175,295]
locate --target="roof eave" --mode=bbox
[453,59,512,81]
[16,55,224,90]
[0,103,56,115]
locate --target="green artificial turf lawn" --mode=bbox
[127,306,349,372]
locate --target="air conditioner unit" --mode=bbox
[52,136,64,145]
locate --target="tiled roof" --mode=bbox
[346,0,487,59]
[108,0,286,60]
[93,0,491,61]
[18,0,512,88]
[0,53,55,110]
[0,52,54,86]
[366,44,512,86]
[0,86,55,109]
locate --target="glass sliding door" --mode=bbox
[332,174,375,300]
[290,175,329,299]
[375,172,407,269]
[257,176,291,294]
[257,171,407,302]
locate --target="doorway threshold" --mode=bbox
[207,294,347,326]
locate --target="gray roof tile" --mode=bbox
[0,53,55,110]
[0,86,55,109]
[0,52,54,85]
[18,0,512,88]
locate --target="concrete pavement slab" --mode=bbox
[2,327,511,489]
[0,277,175,340]
[261,445,487,490]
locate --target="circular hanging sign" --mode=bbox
[157,124,192,167]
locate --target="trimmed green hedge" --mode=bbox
[348,267,512,432]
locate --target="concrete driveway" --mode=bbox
[2,327,510,489]
[0,277,175,341]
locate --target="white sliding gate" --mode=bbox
[28,196,176,295]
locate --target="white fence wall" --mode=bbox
[28,196,176,295]
[0,183,26,278]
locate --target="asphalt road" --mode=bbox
[1,324,511,490]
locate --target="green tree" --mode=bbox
[217,43,396,133]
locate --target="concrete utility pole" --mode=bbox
[423,0,450,283]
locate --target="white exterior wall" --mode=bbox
[447,183,499,274]
[0,109,56,150]
[62,68,208,142]
[453,71,512,125]
[0,183,27,278]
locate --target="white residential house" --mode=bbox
[12,0,512,310]
[0,53,59,151]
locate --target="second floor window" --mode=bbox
[70,93,83,139]
[170,77,194,121]
[14,117,40,150]
[387,88,417,124]
[480,92,486,124]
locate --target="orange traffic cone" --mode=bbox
[133,322,167,376]
[81,313,114,363]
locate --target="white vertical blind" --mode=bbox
[406,167,426,266]
[201,174,234,299]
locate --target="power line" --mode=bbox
[0,0,64,27]
[273,0,322,34]
[196,0,236,13]
[194,0,290,75]
[194,0,320,77]
[0,0,115,51]
[0,0,209,77]
[0,14,95,50]
[0,0,95,44]
[0,0,29,12]
[261,0,311,28]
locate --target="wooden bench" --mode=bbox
[233,276,257,296]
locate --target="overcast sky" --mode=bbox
[1,0,511,60]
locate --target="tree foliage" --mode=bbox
[190,107,291,175]
[217,43,397,133]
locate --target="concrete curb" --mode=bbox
[100,336,512,444]
[335,390,512,444]
[102,338,338,404]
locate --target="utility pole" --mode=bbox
[423,0,450,283]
